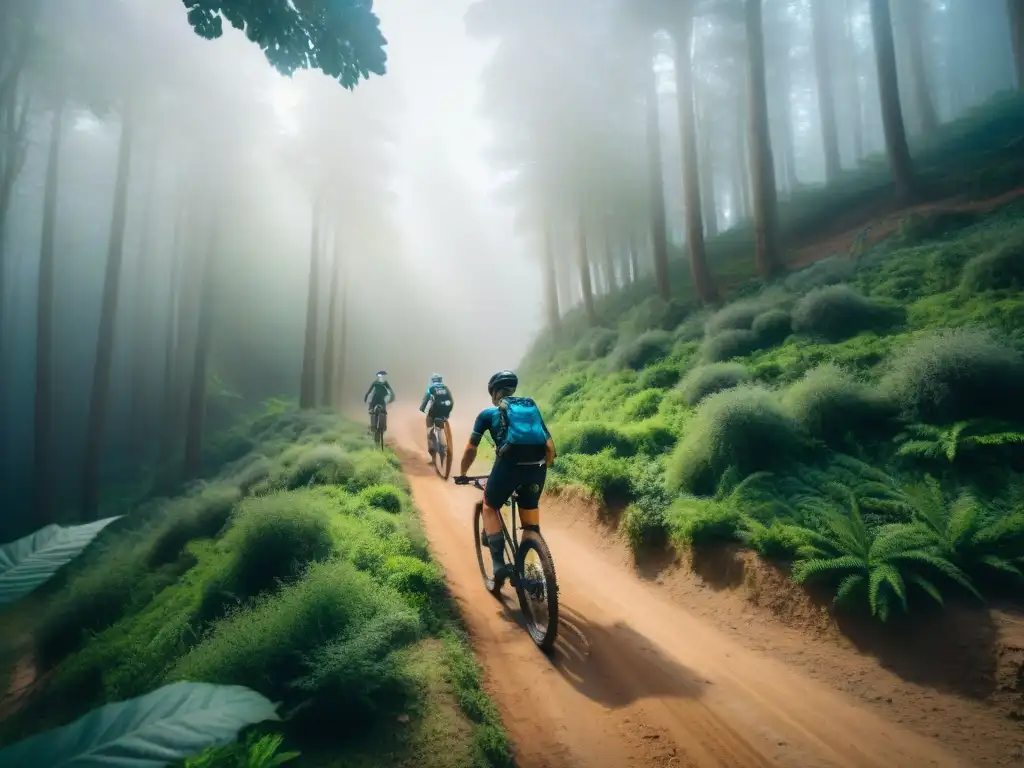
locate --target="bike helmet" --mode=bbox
[376,370,388,381]
[430,373,443,383]
[487,370,518,397]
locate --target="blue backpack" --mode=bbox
[496,397,548,456]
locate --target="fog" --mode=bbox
[0,0,1019,534]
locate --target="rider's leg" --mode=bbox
[482,460,516,583]
[516,463,547,533]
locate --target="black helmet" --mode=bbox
[487,370,518,397]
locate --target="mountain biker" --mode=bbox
[419,373,454,455]
[454,370,556,586]
[364,370,395,429]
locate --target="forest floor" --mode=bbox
[392,410,1023,768]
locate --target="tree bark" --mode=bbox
[575,211,597,325]
[811,0,842,182]
[32,102,65,526]
[128,141,159,456]
[844,0,865,162]
[628,233,639,284]
[895,0,939,135]
[158,199,186,465]
[334,261,349,408]
[602,229,619,294]
[869,0,917,202]
[542,215,561,332]
[183,220,219,480]
[322,226,341,408]
[645,59,671,301]
[673,11,718,305]
[1009,0,1023,89]
[81,99,135,520]
[697,104,718,237]
[745,0,782,280]
[734,83,751,222]
[299,202,321,409]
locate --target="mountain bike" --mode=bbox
[370,405,387,450]
[427,416,453,480]
[454,475,559,652]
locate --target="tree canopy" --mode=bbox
[181,0,387,88]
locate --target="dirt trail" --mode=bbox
[391,410,966,768]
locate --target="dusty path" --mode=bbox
[391,410,965,768]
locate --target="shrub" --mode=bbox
[622,421,677,455]
[898,210,979,244]
[783,364,898,447]
[621,503,669,551]
[556,451,632,503]
[557,422,634,457]
[705,292,787,336]
[673,312,710,343]
[666,497,743,547]
[751,309,792,346]
[622,389,663,420]
[639,363,682,390]
[666,386,808,495]
[610,329,673,370]
[743,520,812,561]
[223,454,274,494]
[883,327,1024,424]
[148,485,241,566]
[359,484,404,514]
[573,327,618,361]
[959,233,1024,293]
[204,493,335,613]
[349,451,404,491]
[700,329,762,362]
[791,285,903,342]
[679,363,750,406]
[283,444,355,489]
[784,257,855,294]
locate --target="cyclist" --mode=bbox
[455,370,556,585]
[419,373,454,456]
[364,370,395,430]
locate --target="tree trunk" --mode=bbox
[81,99,135,520]
[645,60,671,301]
[128,142,159,457]
[542,216,561,332]
[158,199,186,465]
[673,12,718,305]
[745,0,782,280]
[896,0,939,135]
[575,211,597,325]
[869,0,916,202]
[1008,0,1023,89]
[697,106,718,237]
[322,226,341,408]
[602,229,619,294]
[845,0,865,162]
[811,0,842,182]
[334,262,349,408]
[32,102,65,526]
[773,19,798,193]
[735,84,751,222]
[183,220,219,480]
[628,234,639,284]
[299,202,321,409]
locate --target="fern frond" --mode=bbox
[977,555,1023,580]
[792,555,864,584]
[891,550,983,601]
[869,564,908,617]
[946,493,983,550]
[909,574,944,606]
[833,573,866,607]
[897,441,944,460]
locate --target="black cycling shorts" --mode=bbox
[484,457,546,510]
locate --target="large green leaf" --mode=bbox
[0,517,120,605]
[0,682,279,767]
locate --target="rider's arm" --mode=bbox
[459,409,490,476]
[419,388,431,413]
[385,382,395,403]
[540,415,556,466]
[363,384,373,403]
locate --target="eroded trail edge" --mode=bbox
[391,410,964,768]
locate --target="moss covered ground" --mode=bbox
[0,410,511,768]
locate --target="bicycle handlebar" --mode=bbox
[454,475,487,490]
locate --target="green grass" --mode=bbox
[524,93,1024,623]
[0,409,510,767]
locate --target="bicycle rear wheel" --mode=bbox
[514,533,559,652]
[432,421,453,480]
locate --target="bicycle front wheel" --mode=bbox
[515,533,559,653]
[433,422,453,480]
[473,502,503,596]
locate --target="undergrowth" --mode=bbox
[0,409,511,768]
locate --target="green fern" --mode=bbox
[895,477,1024,582]
[790,487,979,621]
[897,420,1024,464]
[182,733,299,768]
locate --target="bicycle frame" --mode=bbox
[463,476,520,560]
